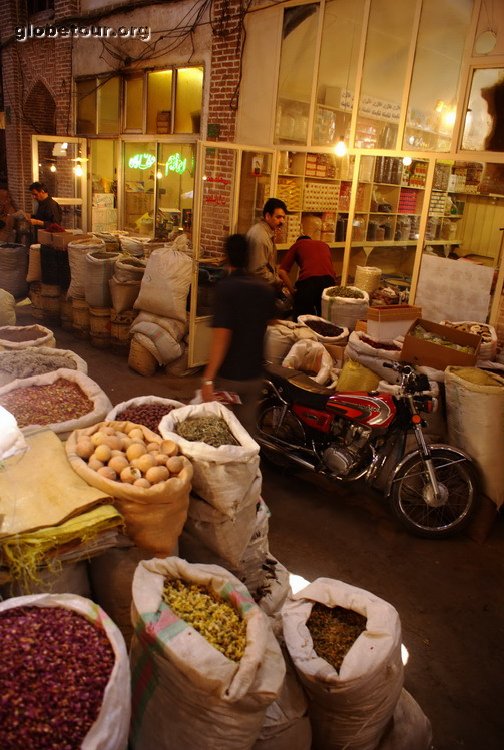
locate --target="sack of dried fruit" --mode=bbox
[107,396,184,435]
[0,592,131,750]
[66,420,193,555]
[282,578,404,750]
[0,368,112,439]
[129,557,286,750]
[441,320,497,361]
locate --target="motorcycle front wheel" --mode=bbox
[390,447,478,539]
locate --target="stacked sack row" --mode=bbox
[0,381,433,750]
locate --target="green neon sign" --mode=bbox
[128,153,156,170]
[165,153,187,176]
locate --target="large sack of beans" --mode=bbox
[0,593,131,750]
[282,578,404,750]
[129,557,286,750]
[66,420,192,556]
[107,395,184,435]
[0,242,29,299]
[0,368,112,439]
[0,345,87,387]
[67,237,105,300]
[0,323,55,351]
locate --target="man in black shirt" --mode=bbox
[28,182,62,229]
[201,234,277,436]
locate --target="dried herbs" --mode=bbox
[162,579,246,662]
[175,416,238,447]
[0,350,78,382]
[325,286,365,299]
[307,603,367,671]
[412,324,475,354]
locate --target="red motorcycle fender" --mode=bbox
[384,443,475,497]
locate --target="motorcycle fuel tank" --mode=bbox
[326,392,396,428]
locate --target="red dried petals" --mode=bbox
[0,606,115,750]
[0,379,93,427]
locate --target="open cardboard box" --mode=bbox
[400,318,481,369]
[367,305,422,339]
[38,229,90,249]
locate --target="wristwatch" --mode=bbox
[202,379,214,385]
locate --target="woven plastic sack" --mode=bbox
[441,320,497,361]
[0,289,16,326]
[282,578,404,750]
[445,366,504,507]
[85,250,120,307]
[0,324,55,351]
[0,592,131,750]
[321,286,369,332]
[134,247,192,321]
[26,243,42,282]
[297,314,349,344]
[0,368,112,440]
[67,238,105,300]
[129,557,286,750]
[376,689,432,750]
[0,242,29,299]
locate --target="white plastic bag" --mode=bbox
[282,339,334,385]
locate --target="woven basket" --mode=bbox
[354,265,382,294]
[128,337,157,376]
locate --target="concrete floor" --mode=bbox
[12,303,504,750]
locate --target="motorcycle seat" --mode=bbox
[263,362,333,409]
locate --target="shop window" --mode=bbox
[76,79,97,135]
[147,70,173,134]
[314,0,365,147]
[123,142,156,234]
[404,0,473,153]
[356,0,416,150]
[276,3,320,145]
[90,140,118,233]
[461,68,504,152]
[174,67,204,134]
[124,75,144,132]
[97,76,120,135]
[156,143,195,238]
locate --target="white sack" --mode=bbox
[0,368,112,440]
[321,286,369,331]
[265,321,317,365]
[67,238,105,300]
[445,366,504,507]
[26,243,41,283]
[0,404,27,460]
[131,310,187,340]
[134,247,192,321]
[376,689,432,750]
[129,319,183,364]
[0,289,16,326]
[282,578,404,750]
[85,249,120,308]
[159,401,261,519]
[106,395,184,426]
[0,345,87,387]
[129,557,286,750]
[0,592,131,750]
[345,330,403,383]
[297,314,349,344]
[0,323,55,351]
[282,339,334,385]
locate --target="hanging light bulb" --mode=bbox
[73,160,83,177]
[156,170,163,179]
[50,163,57,173]
[402,156,412,166]
[334,136,347,157]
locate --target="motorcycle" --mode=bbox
[256,360,478,538]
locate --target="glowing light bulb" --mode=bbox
[334,136,347,157]
[61,142,68,150]
[50,164,57,172]
[402,156,412,166]
[156,170,163,179]
[74,164,83,177]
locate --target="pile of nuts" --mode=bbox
[114,402,178,435]
[75,422,185,488]
[162,579,247,662]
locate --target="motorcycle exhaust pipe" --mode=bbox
[258,436,320,473]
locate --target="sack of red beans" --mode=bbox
[0,592,131,750]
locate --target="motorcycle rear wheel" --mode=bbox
[390,447,478,538]
[257,401,306,468]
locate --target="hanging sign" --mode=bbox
[165,153,187,175]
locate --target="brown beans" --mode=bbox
[0,605,115,749]
[115,403,177,435]
[0,379,94,427]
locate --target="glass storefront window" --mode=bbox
[314,0,365,147]
[404,0,473,152]
[156,143,195,239]
[124,75,144,132]
[76,79,97,135]
[461,68,504,152]
[174,67,204,134]
[122,142,156,234]
[276,3,320,145]
[236,151,273,234]
[147,70,173,134]
[97,76,121,135]
[90,140,118,233]
[356,0,416,149]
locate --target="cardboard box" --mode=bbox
[367,305,422,340]
[354,319,368,333]
[37,229,54,245]
[400,318,481,369]
[52,231,90,250]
